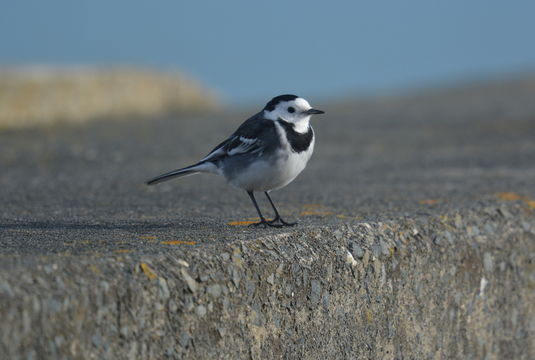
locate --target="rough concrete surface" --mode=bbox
[1,77,535,358]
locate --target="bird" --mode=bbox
[146,94,325,227]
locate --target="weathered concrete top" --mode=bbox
[1,77,535,359]
[1,77,535,253]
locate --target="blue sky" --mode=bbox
[2,1,535,104]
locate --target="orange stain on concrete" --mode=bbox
[495,192,535,210]
[113,249,130,253]
[302,204,327,210]
[160,240,197,245]
[495,192,527,201]
[140,263,157,280]
[335,214,361,220]
[366,310,374,323]
[228,220,258,226]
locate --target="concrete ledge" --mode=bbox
[1,202,534,359]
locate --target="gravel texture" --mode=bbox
[1,77,535,358]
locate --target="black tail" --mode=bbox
[146,163,204,185]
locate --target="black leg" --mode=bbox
[264,192,297,227]
[247,191,281,228]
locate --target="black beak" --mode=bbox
[304,108,325,115]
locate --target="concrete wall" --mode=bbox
[1,203,534,359]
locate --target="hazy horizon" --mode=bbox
[2,1,535,105]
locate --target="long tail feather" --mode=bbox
[146,162,206,185]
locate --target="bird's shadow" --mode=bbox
[0,220,189,232]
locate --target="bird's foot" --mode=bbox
[249,219,282,228]
[268,216,297,227]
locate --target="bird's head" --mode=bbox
[263,94,324,132]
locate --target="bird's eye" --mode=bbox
[287,106,295,113]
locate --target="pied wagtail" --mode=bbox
[146,94,324,227]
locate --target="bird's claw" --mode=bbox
[249,219,282,228]
[267,216,297,227]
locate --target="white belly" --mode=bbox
[228,138,314,192]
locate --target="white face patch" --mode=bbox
[263,97,313,133]
[292,97,312,110]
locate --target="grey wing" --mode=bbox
[200,112,275,163]
[200,135,264,163]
